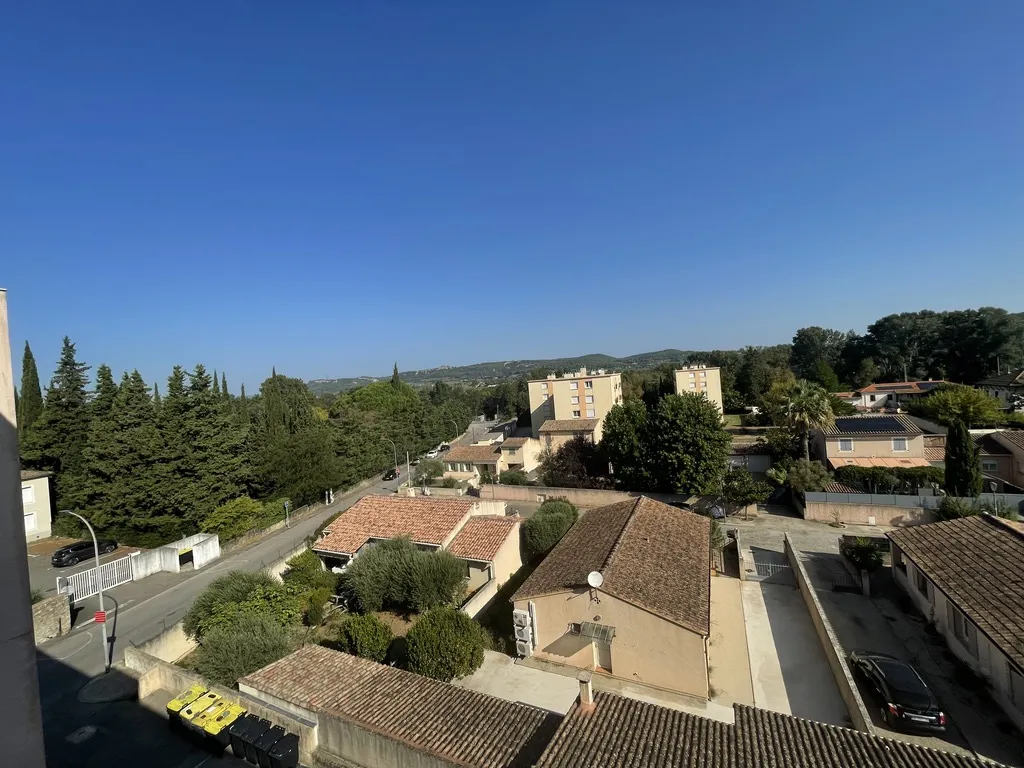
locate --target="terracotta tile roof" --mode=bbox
[446,516,518,562]
[734,704,993,768]
[312,495,472,555]
[20,469,52,481]
[854,380,948,396]
[501,437,530,449]
[241,645,560,768]
[978,369,1024,388]
[924,448,945,462]
[832,391,856,399]
[538,419,599,433]
[994,430,1024,452]
[444,444,502,464]
[828,457,931,470]
[535,692,735,768]
[823,481,862,494]
[823,414,923,436]
[513,497,711,635]
[888,515,1024,669]
[923,434,946,462]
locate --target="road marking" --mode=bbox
[36,632,94,662]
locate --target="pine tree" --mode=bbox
[391,363,401,387]
[153,382,162,407]
[92,364,118,420]
[944,419,982,497]
[21,337,92,508]
[212,369,221,396]
[221,372,228,398]
[17,341,43,440]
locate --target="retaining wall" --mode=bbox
[32,594,70,644]
[477,484,632,507]
[784,534,873,734]
[803,501,935,527]
[461,579,499,618]
[191,535,221,569]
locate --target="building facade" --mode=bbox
[673,365,723,414]
[813,414,929,471]
[20,470,53,542]
[978,369,1024,412]
[527,368,622,440]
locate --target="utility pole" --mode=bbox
[450,419,459,443]
[0,289,47,767]
[382,436,398,475]
[59,511,109,672]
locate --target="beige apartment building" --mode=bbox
[528,368,623,440]
[673,365,723,413]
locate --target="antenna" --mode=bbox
[587,571,604,589]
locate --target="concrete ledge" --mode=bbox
[784,534,874,734]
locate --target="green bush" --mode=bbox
[200,584,304,637]
[333,613,394,662]
[409,551,468,612]
[498,470,529,486]
[195,614,297,687]
[303,587,332,627]
[841,537,884,572]
[282,549,337,593]
[414,459,445,485]
[183,570,278,640]
[441,477,461,489]
[31,589,44,605]
[833,465,944,495]
[936,496,980,521]
[201,496,265,541]
[405,606,486,681]
[522,499,579,561]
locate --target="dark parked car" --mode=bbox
[51,539,118,567]
[849,651,947,732]
[382,467,400,481]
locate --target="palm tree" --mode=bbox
[784,380,836,460]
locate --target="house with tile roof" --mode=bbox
[311,495,521,613]
[813,414,930,471]
[992,430,1024,490]
[512,496,712,699]
[442,442,506,483]
[888,514,1024,730]
[850,380,949,411]
[978,368,1024,412]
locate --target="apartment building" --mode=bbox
[528,368,623,440]
[673,365,723,413]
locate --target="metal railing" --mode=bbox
[57,555,134,604]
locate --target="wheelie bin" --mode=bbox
[267,733,299,768]
[166,684,207,731]
[179,692,221,739]
[204,702,247,750]
[254,724,286,768]
[190,698,231,737]
[227,714,263,760]
[241,717,273,764]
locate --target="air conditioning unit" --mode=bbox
[516,640,532,658]
[512,609,530,628]
[514,625,533,643]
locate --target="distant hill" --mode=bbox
[306,349,704,394]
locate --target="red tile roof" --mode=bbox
[854,381,948,395]
[443,444,502,464]
[538,419,599,433]
[501,437,530,449]
[241,645,560,768]
[513,496,711,635]
[446,516,518,562]
[312,495,472,556]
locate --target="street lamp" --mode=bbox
[59,510,109,672]
[381,436,398,474]
[450,419,459,443]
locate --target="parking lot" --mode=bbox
[26,537,141,596]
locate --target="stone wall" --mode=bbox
[32,594,70,644]
[476,484,632,507]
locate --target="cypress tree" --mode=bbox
[221,372,228,398]
[391,363,401,387]
[212,369,221,396]
[944,419,982,498]
[153,382,162,407]
[18,341,43,439]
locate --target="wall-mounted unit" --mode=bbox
[515,640,532,657]
[514,625,532,643]
[512,609,530,628]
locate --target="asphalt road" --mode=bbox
[37,470,408,767]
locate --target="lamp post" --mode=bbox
[450,419,459,443]
[382,436,398,475]
[284,500,291,528]
[60,510,109,672]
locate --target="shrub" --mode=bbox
[333,613,394,663]
[31,589,44,605]
[282,549,337,593]
[414,459,445,485]
[441,477,461,489]
[195,614,297,687]
[201,496,265,541]
[405,606,486,681]
[183,570,278,640]
[200,584,304,637]
[841,537,884,572]
[785,459,832,494]
[936,496,980,521]
[303,587,332,627]
[522,500,579,561]
[408,551,468,612]
[498,470,529,486]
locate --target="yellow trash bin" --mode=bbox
[179,692,220,734]
[204,703,247,748]
[191,698,232,736]
[167,685,207,730]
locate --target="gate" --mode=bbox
[57,555,134,604]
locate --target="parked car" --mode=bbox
[438,444,451,453]
[51,539,118,567]
[382,467,400,481]
[425,449,440,459]
[849,651,947,732]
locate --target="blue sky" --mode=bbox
[2,3,1022,392]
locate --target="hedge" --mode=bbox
[521,499,578,561]
[333,613,394,663]
[405,606,487,681]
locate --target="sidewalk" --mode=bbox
[708,577,754,707]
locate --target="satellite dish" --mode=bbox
[587,571,604,589]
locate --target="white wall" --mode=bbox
[191,535,221,569]
[21,476,52,542]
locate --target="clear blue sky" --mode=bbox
[3,3,1022,393]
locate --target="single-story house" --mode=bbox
[21,469,53,542]
[512,496,711,699]
[814,414,929,471]
[442,443,505,483]
[889,515,1024,731]
[537,418,601,452]
[849,380,948,411]
[977,369,1024,412]
[498,436,541,474]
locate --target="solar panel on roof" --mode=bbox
[835,416,905,434]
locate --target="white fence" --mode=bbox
[57,555,134,604]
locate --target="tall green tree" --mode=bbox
[790,327,852,379]
[91,364,118,420]
[646,393,731,494]
[391,363,401,387]
[944,419,982,498]
[908,385,1002,427]
[781,380,835,460]
[17,341,44,441]
[221,372,229,398]
[602,399,651,489]
[212,369,221,396]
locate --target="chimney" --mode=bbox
[577,670,595,711]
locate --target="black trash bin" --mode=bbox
[242,717,273,764]
[255,725,286,768]
[227,713,260,760]
[267,733,299,768]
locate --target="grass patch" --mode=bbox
[723,414,743,427]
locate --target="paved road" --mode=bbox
[37,470,407,767]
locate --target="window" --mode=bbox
[21,485,34,505]
[701,382,707,389]
[585,380,593,389]
[570,396,579,404]
[586,408,596,418]
[543,393,549,400]
[838,439,853,452]
[913,568,932,603]
[570,382,578,390]
[23,512,36,532]
[572,410,581,418]
[700,371,706,378]
[947,604,979,658]
[870,394,876,402]
[893,547,906,572]
[892,437,908,452]
[689,382,696,389]
[585,395,594,404]
[982,460,998,472]
[541,382,547,391]
[689,372,695,378]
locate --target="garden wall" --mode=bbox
[477,484,632,507]
[32,594,70,644]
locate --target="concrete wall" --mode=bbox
[803,500,936,527]
[191,534,221,569]
[133,619,196,663]
[21,475,52,542]
[477,484,632,508]
[469,499,509,517]
[489,519,522,587]
[461,578,499,618]
[130,545,181,579]
[317,709,458,768]
[515,590,709,699]
[784,534,872,733]
[125,647,319,766]
[265,542,312,582]
[32,594,70,644]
